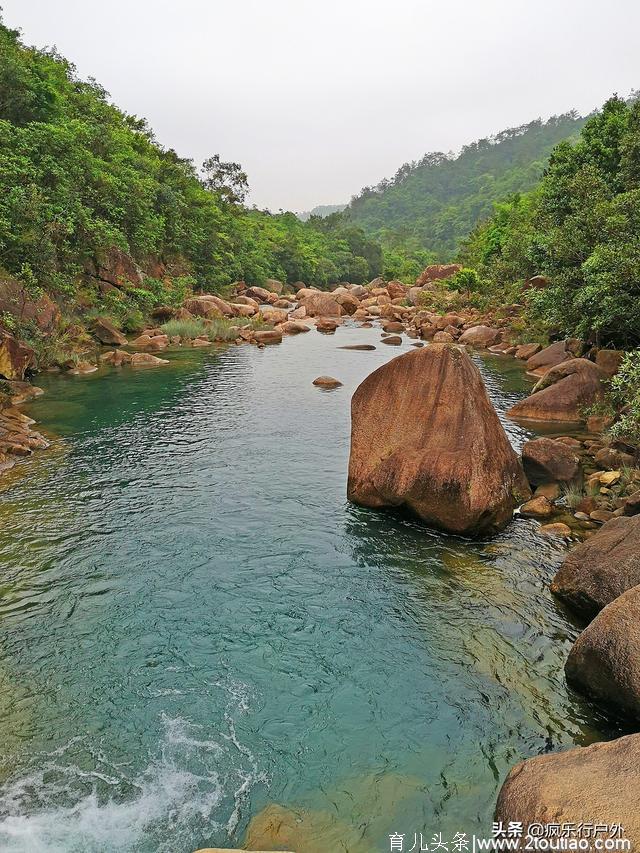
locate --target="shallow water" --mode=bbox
[0,326,620,852]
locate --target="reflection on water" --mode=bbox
[0,330,620,852]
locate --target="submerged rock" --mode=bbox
[313,376,342,389]
[130,352,169,367]
[495,733,640,843]
[253,330,283,345]
[297,288,342,318]
[566,585,640,721]
[551,515,640,621]
[347,344,530,536]
[339,344,376,351]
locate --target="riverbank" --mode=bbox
[1,272,639,849]
[0,317,620,852]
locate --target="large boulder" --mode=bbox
[91,317,127,346]
[565,585,640,721]
[87,247,144,288]
[244,286,278,305]
[0,331,36,380]
[458,325,502,348]
[551,515,640,621]
[508,359,606,423]
[347,344,530,536]
[254,330,282,345]
[331,289,360,315]
[596,349,625,377]
[264,278,284,294]
[0,275,59,332]
[495,733,640,843]
[184,295,228,318]
[386,280,407,300]
[524,339,572,376]
[416,264,462,286]
[296,288,342,318]
[521,437,581,486]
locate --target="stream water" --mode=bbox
[0,324,621,853]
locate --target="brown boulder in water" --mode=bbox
[297,288,342,318]
[347,344,530,536]
[524,339,572,376]
[458,325,502,348]
[551,515,640,621]
[521,437,581,486]
[495,733,640,845]
[312,376,342,389]
[508,358,606,423]
[565,585,640,721]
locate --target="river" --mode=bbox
[0,323,620,852]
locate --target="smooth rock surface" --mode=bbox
[347,344,530,536]
[551,515,640,620]
[495,733,640,843]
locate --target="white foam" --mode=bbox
[0,709,266,853]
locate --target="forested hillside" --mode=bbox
[461,94,640,349]
[0,18,381,310]
[346,113,587,259]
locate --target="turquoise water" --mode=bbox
[0,326,618,852]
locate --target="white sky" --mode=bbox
[3,0,639,211]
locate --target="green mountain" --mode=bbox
[298,204,347,222]
[346,112,588,260]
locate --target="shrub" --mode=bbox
[160,318,208,339]
[608,350,640,443]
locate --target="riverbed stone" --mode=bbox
[91,317,127,346]
[565,585,640,720]
[312,376,342,388]
[521,437,581,486]
[0,332,36,381]
[347,343,530,536]
[519,495,554,518]
[458,325,501,348]
[253,330,282,345]
[550,515,640,620]
[539,522,572,537]
[508,358,606,423]
[297,288,342,318]
[495,733,640,842]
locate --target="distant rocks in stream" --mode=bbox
[347,343,530,537]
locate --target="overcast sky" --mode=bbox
[3,0,639,211]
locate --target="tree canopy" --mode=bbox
[0,19,382,299]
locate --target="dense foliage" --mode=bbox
[346,114,586,260]
[462,95,640,347]
[0,19,382,304]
